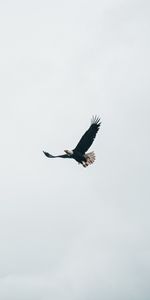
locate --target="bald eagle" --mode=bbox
[43,116,101,167]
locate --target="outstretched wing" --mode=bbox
[43,151,71,158]
[74,116,101,154]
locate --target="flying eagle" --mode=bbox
[43,116,101,167]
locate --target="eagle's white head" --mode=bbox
[64,150,73,156]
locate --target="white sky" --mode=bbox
[0,0,150,299]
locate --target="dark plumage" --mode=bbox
[43,115,101,167]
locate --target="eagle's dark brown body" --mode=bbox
[43,116,101,167]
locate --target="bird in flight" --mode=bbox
[43,115,101,167]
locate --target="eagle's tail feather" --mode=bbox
[82,151,96,167]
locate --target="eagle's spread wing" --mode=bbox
[74,116,101,154]
[43,151,69,158]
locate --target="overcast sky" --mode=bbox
[0,0,150,299]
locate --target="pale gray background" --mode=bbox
[0,0,150,299]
